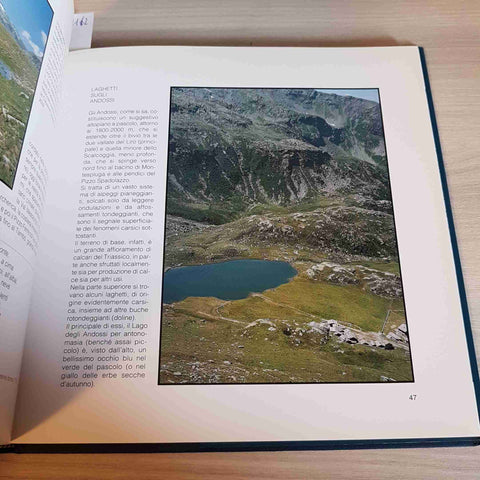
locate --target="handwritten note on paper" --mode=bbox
[70,12,94,51]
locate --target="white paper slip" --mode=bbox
[69,12,94,51]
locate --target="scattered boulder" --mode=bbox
[245,318,276,329]
[307,321,331,335]
[307,319,409,350]
[305,261,402,296]
[327,271,359,285]
[386,324,409,348]
[366,273,403,297]
[386,332,401,342]
[398,323,408,334]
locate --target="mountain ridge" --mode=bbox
[167,87,389,223]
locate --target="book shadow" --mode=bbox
[91,34,414,49]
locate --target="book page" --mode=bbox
[0,0,73,445]
[13,46,480,445]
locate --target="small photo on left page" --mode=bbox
[0,0,53,189]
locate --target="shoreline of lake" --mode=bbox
[162,258,297,304]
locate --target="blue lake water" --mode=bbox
[163,259,297,304]
[0,60,12,80]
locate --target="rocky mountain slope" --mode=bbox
[167,88,389,222]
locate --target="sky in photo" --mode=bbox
[316,89,379,103]
[0,0,53,58]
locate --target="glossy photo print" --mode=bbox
[159,87,413,385]
[0,0,53,189]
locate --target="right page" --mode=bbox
[13,46,480,446]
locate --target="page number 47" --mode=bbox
[409,394,417,400]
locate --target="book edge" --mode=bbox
[417,46,480,428]
[9,436,480,454]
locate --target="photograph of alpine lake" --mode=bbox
[0,0,52,189]
[159,87,414,385]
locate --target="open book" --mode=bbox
[1,0,479,452]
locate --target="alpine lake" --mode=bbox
[163,259,297,303]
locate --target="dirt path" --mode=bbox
[197,310,246,325]
[251,293,319,319]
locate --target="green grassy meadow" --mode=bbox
[159,272,412,384]
[159,249,412,384]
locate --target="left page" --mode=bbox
[0,0,73,445]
